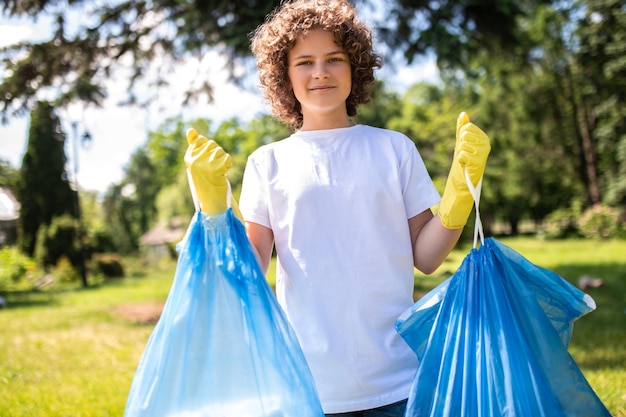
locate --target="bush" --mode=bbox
[34,215,80,268]
[0,247,37,291]
[88,227,116,255]
[91,253,125,280]
[52,256,79,283]
[577,204,624,239]
[539,207,581,239]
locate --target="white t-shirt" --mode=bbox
[239,124,441,413]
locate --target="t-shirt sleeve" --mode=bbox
[402,140,441,219]
[239,150,272,228]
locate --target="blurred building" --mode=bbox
[0,186,19,247]
[139,217,186,259]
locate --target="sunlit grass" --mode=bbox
[0,264,176,417]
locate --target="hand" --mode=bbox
[438,112,491,229]
[184,128,242,220]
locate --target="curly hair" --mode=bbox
[250,0,383,129]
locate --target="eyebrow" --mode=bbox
[291,50,347,60]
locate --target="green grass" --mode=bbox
[1,237,624,416]
[0,265,176,417]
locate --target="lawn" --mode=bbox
[0,237,624,416]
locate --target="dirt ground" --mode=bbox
[110,302,164,325]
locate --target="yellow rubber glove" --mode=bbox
[438,112,491,229]
[184,128,243,220]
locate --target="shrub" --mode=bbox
[34,215,80,268]
[91,253,125,280]
[52,256,79,283]
[577,204,624,239]
[0,247,37,291]
[88,227,116,255]
[539,207,581,239]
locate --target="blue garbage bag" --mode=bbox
[124,209,324,417]
[396,175,611,417]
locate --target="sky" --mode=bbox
[0,13,439,194]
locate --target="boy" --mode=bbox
[185,0,490,415]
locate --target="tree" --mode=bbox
[355,80,402,129]
[576,0,626,206]
[437,0,626,233]
[0,159,18,189]
[101,147,159,253]
[0,0,281,121]
[16,101,76,257]
[386,82,467,180]
[0,0,547,122]
[375,0,550,71]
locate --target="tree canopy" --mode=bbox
[0,0,542,121]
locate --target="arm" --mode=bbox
[410,111,490,274]
[245,221,275,274]
[409,210,463,274]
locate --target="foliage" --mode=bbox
[101,145,164,253]
[91,253,125,280]
[88,224,117,254]
[376,0,546,70]
[577,0,626,206]
[470,55,580,230]
[0,0,548,121]
[540,203,625,240]
[450,0,626,229]
[0,246,37,291]
[15,101,77,257]
[0,158,18,188]
[387,82,469,182]
[51,255,80,283]
[77,189,117,254]
[155,180,201,228]
[354,80,402,129]
[101,184,143,254]
[100,120,192,253]
[538,206,583,239]
[33,214,80,269]
[155,173,194,224]
[212,115,291,197]
[577,204,625,239]
[0,0,281,121]
[145,118,195,187]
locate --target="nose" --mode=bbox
[312,62,330,79]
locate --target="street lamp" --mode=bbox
[70,121,92,288]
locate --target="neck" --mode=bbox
[300,109,354,131]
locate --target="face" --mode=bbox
[287,29,352,129]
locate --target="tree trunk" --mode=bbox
[577,102,601,205]
[563,62,601,206]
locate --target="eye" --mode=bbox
[295,60,312,66]
[328,53,348,64]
